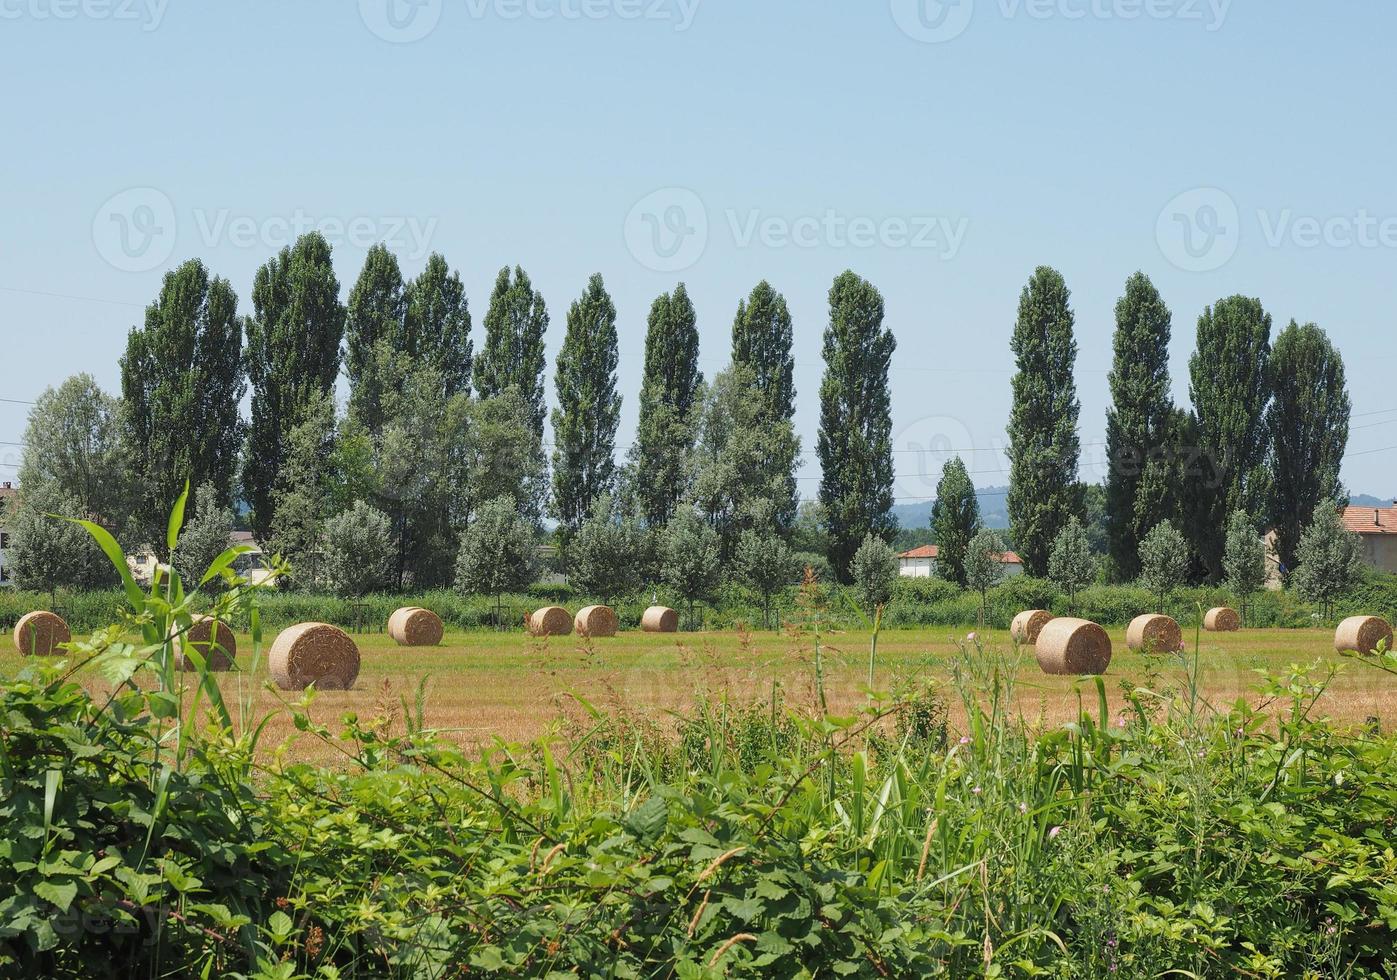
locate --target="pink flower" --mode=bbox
[1018,802,1028,814]
[966,632,979,644]
[1048,826,1062,839]
[971,786,982,795]
[958,736,971,746]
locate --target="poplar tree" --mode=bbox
[930,456,979,587]
[404,252,473,400]
[1104,272,1175,580]
[120,258,244,535]
[344,243,407,436]
[817,271,896,581]
[551,274,621,538]
[474,265,549,441]
[1006,266,1082,577]
[1268,321,1350,576]
[1187,295,1272,578]
[732,280,796,426]
[243,232,346,539]
[630,283,703,527]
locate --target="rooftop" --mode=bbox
[1343,505,1397,535]
[899,544,1022,565]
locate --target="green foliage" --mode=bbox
[930,455,979,586]
[662,510,723,626]
[474,265,549,442]
[6,482,112,592]
[731,279,796,427]
[688,362,800,559]
[454,496,538,618]
[343,243,408,436]
[1223,508,1268,600]
[171,484,234,591]
[629,283,704,528]
[265,391,340,588]
[403,252,473,400]
[1139,518,1190,608]
[964,527,1007,620]
[734,526,800,628]
[1048,515,1096,611]
[849,533,898,616]
[550,273,622,537]
[1291,503,1364,616]
[320,500,394,597]
[1268,320,1350,575]
[453,391,548,527]
[817,271,897,580]
[242,232,346,539]
[120,258,244,536]
[567,494,645,603]
[1105,271,1176,580]
[1007,266,1083,577]
[1187,295,1273,578]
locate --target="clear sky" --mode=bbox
[2,1,1395,504]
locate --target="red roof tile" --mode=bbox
[1342,506,1397,535]
[899,544,1022,565]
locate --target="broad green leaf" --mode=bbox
[166,480,190,552]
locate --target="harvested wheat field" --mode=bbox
[4,626,1394,761]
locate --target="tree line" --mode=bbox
[6,241,1357,610]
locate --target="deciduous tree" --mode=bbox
[629,284,703,527]
[930,456,979,586]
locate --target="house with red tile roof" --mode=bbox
[1342,503,1397,574]
[897,543,1023,579]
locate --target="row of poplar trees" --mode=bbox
[116,232,899,586]
[1001,266,1350,583]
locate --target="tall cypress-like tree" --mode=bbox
[1268,320,1349,576]
[404,253,472,400]
[732,280,795,426]
[474,265,549,441]
[344,243,407,435]
[1187,295,1272,578]
[551,274,621,538]
[817,271,897,581]
[1104,272,1176,581]
[120,258,244,535]
[931,456,980,586]
[630,283,703,527]
[1006,266,1082,577]
[243,232,346,539]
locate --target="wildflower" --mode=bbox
[1018,802,1028,814]
[971,786,982,795]
[1048,825,1062,839]
[966,632,979,644]
[958,735,971,746]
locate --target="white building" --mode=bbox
[897,544,1025,579]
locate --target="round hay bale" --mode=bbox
[575,605,619,638]
[1010,610,1054,645]
[1126,614,1183,654]
[1335,616,1394,656]
[1203,607,1241,632]
[173,615,236,671]
[1034,617,1112,676]
[529,606,573,637]
[269,622,360,691]
[13,611,70,656]
[387,606,444,647]
[641,606,679,633]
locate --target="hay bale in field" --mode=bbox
[1034,617,1112,676]
[1126,614,1183,654]
[1010,609,1054,645]
[387,606,444,647]
[1203,607,1241,632]
[13,611,70,656]
[575,604,619,638]
[1335,616,1394,655]
[173,615,236,671]
[641,606,679,633]
[529,606,573,637]
[269,622,360,691]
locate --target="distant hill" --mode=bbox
[1351,492,1395,508]
[892,486,1010,531]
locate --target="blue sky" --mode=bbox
[2,1,1395,503]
